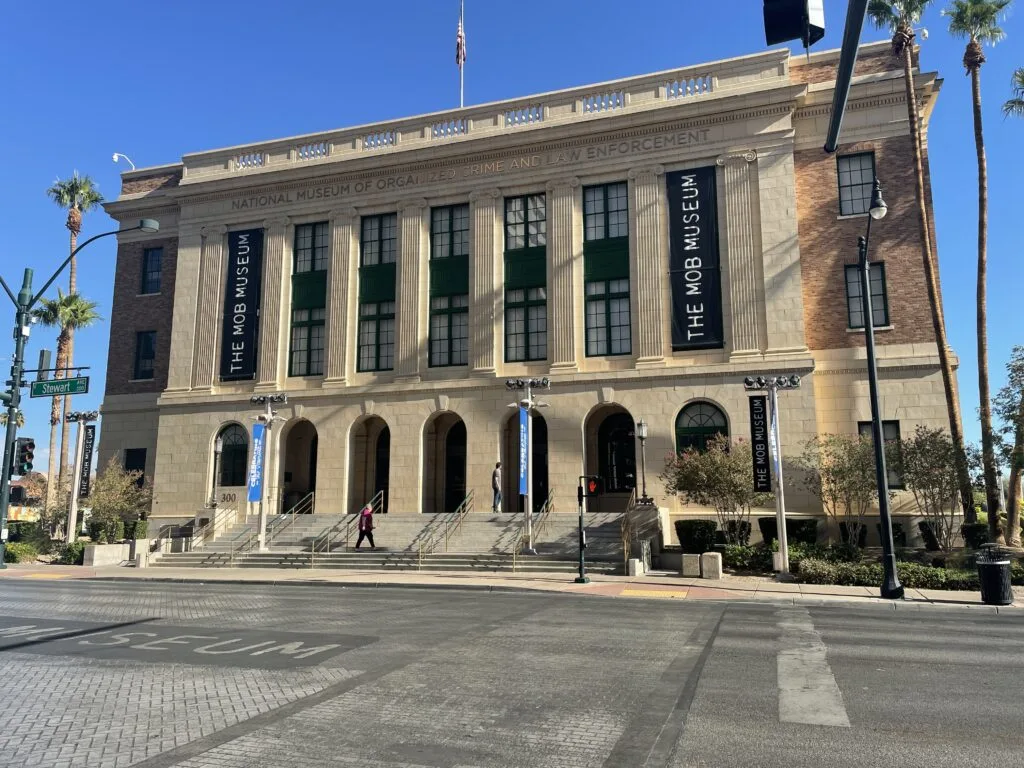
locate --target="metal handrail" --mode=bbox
[310,516,352,566]
[227,527,259,566]
[443,489,474,552]
[268,491,315,546]
[369,489,385,515]
[512,489,555,568]
[191,506,235,549]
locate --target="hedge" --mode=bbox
[56,541,86,565]
[757,517,819,546]
[675,520,717,554]
[3,542,38,563]
[960,523,989,550]
[799,558,1024,590]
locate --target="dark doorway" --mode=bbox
[598,412,636,493]
[374,426,391,513]
[444,421,467,513]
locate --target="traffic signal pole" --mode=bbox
[0,269,34,568]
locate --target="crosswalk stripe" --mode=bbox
[777,608,851,727]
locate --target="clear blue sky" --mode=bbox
[1,0,1020,471]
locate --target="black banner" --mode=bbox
[666,166,724,350]
[220,229,264,381]
[78,425,96,499]
[748,395,771,493]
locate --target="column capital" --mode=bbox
[469,187,501,203]
[330,206,360,221]
[262,215,291,230]
[715,150,758,166]
[399,197,429,213]
[545,176,580,194]
[628,164,665,180]
[200,224,228,238]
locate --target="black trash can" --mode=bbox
[976,545,1014,606]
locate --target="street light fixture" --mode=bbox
[505,377,549,554]
[743,374,801,576]
[636,418,653,505]
[0,218,160,564]
[858,178,904,600]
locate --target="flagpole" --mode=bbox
[459,0,465,108]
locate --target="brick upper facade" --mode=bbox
[104,236,178,395]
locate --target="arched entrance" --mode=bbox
[585,404,636,512]
[423,412,467,514]
[349,416,390,514]
[281,420,318,513]
[501,411,549,513]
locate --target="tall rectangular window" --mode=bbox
[123,448,147,487]
[141,247,162,294]
[134,331,156,380]
[431,205,470,259]
[837,153,876,216]
[504,194,547,362]
[358,301,395,372]
[845,263,889,328]
[585,279,631,356]
[429,295,469,367]
[289,308,326,376]
[294,222,329,273]
[361,214,398,265]
[858,420,903,489]
[584,182,628,241]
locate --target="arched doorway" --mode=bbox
[349,416,390,514]
[675,401,729,453]
[282,420,318,513]
[423,412,467,514]
[501,411,549,513]
[216,424,248,489]
[585,404,636,512]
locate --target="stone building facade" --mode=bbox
[99,42,950,531]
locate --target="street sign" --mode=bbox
[30,377,89,398]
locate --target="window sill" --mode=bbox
[846,325,894,333]
[136,292,161,298]
[127,378,155,383]
[837,213,869,221]
[585,352,633,358]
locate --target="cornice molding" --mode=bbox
[715,150,757,166]
[628,164,665,179]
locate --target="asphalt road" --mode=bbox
[0,580,1020,768]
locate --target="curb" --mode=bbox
[77,575,1021,613]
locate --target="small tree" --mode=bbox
[87,458,151,541]
[993,346,1024,546]
[799,434,879,548]
[660,434,773,544]
[898,426,963,551]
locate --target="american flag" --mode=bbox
[456,15,466,68]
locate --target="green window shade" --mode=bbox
[291,271,327,310]
[583,238,629,282]
[429,254,470,297]
[359,263,398,303]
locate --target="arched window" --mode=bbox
[217,424,248,487]
[675,402,728,453]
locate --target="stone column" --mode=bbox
[325,207,359,385]
[546,177,581,372]
[396,198,427,381]
[166,226,203,393]
[255,216,290,390]
[191,225,226,390]
[469,188,500,375]
[717,151,764,357]
[628,164,666,366]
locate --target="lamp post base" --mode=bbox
[521,547,537,556]
[880,553,904,599]
[574,576,590,584]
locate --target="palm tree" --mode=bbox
[945,0,1012,542]
[868,1,977,521]
[46,173,103,488]
[1004,67,1024,116]
[32,292,102,509]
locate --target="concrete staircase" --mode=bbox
[153,510,628,573]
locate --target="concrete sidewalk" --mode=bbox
[1,563,1021,611]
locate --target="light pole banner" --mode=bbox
[518,407,528,496]
[247,423,266,503]
[78,425,96,499]
[748,396,771,493]
[768,399,782,481]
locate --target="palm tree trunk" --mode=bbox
[44,336,69,511]
[900,46,976,522]
[1006,392,1024,547]
[969,61,999,543]
[59,230,77,487]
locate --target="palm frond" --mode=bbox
[868,1,902,30]
[45,171,104,212]
[31,291,102,331]
[944,0,1011,44]
[1004,67,1024,117]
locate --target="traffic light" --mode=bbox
[14,437,34,476]
[763,0,825,48]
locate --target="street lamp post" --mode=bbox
[636,419,652,505]
[505,377,549,555]
[208,436,224,510]
[859,178,904,600]
[743,374,802,576]
[250,394,287,551]
[0,219,158,563]
[64,410,99,544]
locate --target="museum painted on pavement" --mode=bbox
[98,41,952,535]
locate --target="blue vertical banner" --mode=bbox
[518,407,529,495]
[247,423,266,503]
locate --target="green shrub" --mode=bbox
[674,520,717,554]
[56,541,86,565]
[110,520,125,543]
[757,517,777,544]
[722,543,774,572]
[878,522,908,548]
[839,522,868,548]
[3,542,39,563]
[724,520,751,545]
[960,523,988,549]
[133,519,149,539]
[787,519,819,545]
[798,558,987,590]
[918,521,941,552]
